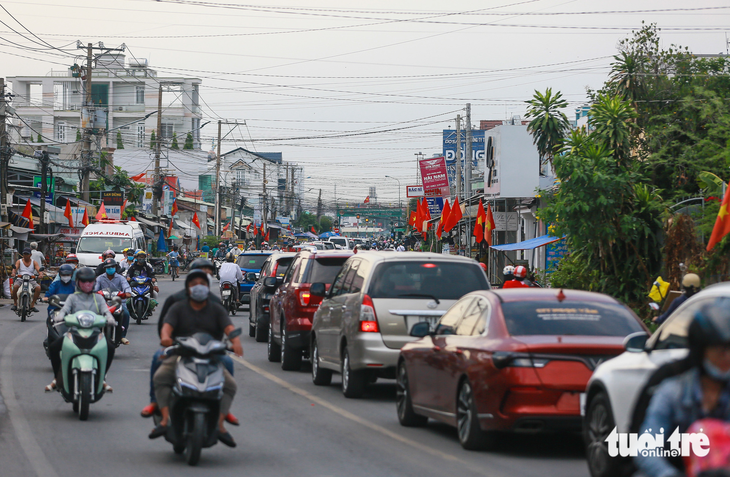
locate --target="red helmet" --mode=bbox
[478,262,487,272]
[65,253,79,264]
[514,265,527,279]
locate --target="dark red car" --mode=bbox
[268,250,353,371]
[396,288,647,450]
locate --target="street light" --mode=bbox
[384,175,401,209]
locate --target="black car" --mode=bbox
[248,253,296,341]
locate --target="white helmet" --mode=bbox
[503,265,515,276]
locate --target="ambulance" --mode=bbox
[75,221,147,266]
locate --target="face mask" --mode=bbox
[704,358,730,381]
[106,268,116,276]
[127,256,134,261]
[78,281,95,294]
[138,259,146,266]
[60,275,72,284]
[189,284,209,302]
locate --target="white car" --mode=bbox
[583,282,730,477]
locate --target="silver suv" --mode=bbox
[309,251,490,398]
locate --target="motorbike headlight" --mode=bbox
[77,312,96,328]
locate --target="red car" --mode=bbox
[268,250,353,371]
[396,288,647,450]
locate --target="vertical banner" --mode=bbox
[418,156,450,215]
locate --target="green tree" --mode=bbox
[75,129,81,142]
[525,88,570,172]
[37,133,42,143]
[116,130,124,149]
[149,131,156,150]
[588,94,637,166]
[319,216,333,232]
[184,132,194,150]
[170,132,179,150]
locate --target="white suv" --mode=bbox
[583,282,730,477]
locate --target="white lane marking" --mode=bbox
[231,355,495,476]
[0,324,60,477]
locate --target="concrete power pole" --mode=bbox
[81,43,93,202]
[0,78,7,223]
[215,120,221,236]
[465,103,472,198]
[316,188,322,227]
[455,114,461,200]
[152,83,163,216]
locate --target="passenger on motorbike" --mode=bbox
[503,265,529,289]
[127,250,159,298]
[43,264,76,317]
[95,249,121,277]
[654,273,702,325]
[11,248,42,312]
[95,258,132,345]
[45,267,116,392]
[214,243,227,261]
[150,269,243,447]
[140,259,238,424]
[218,252,243,304]
[120,248,135,272]
[166,246,180,276]
[636,297,730,477]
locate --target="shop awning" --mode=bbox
[136,216,165,228]
[490,235,565,251]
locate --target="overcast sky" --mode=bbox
[1,0,728,209]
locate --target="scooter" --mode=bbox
[44,293,69,358]
[52,310,110,421]
[220,282,237,316]
[98,289,126,348]
[15,273,38,322]
[128,276,153,325]
[153,329,242,466]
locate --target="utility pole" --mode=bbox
[465,103,473,258]
[39,151,50,234]
[152,83,163,216]
[215,120,222,236]
[316,188,322,227]
[0,77,8,223]
[81,43,93,202]
[455,115,462,200]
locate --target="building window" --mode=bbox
[160,123,173,139]
[137,124,145,148]
[136,85,145,104]
[56,123,66,142]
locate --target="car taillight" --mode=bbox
[263,305,270,312]
[360,294,379,332]
[299,291,311,306]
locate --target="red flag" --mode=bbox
[437,199,451,239]
[265,229,270,242]
[246,223,252,234]
[422,199,432,232]
[708,184,730,251]
[130,216,136,222]
[445,197,462,232]
[310,225,316,234]
[473,199,486,243]
[130,172,146,182]
[81,208,89,226]
[259,224,265,237]
[171,198,178,216]
[191,212,201,229]
[414,198,423,232]
[64,200,74,228]
[485,204,496,246]
[409,211,417,229]
[121,199,128,216]
[364,196,370,204]
[95,201,108,221]
[168,219,174,238]
[222,222,230,232]
[21,200,34,230]
[254,224,258,236]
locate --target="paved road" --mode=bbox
[0,278,590,476]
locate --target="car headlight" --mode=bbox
[77,312,96,328]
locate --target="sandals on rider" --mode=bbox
[44,379,57,392]
[218,432,236,448]
[149,424,167,439]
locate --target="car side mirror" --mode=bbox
[623,331,649,353]
[410,321,431,338]
[263,277,277,288]
[228,328,242,339]
[310,282,327,297]
[246,272,257,282]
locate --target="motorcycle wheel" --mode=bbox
[185,412,205,466]
[78,372,91,421]
[135,302,145,324]
[173,443,185,454]
[20,295,28,322]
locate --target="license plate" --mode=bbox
[222,290,231,296]
[579,393,587,416]
[406,315,440,332]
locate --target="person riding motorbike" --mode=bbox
[120,248,136,272]
[11,248,42,312]
[636,297,730,477]
[95,258,132,345]
[94,249,120,277]
[43,264,76,316]
[140,259,238,425]
[127,250,159,299]
[654,273,702,325]
[166,246,180,277]
[150,269,243,447]
[503,265,530,289]
[502,265,515,285]
[214,243,227,261]
[46,267,116,392]
[219,252,243,304]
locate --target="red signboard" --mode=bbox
[418,157,450,194]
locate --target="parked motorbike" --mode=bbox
[52,310,111,421]
[220,282,237,316]
[15,273,38,322]
[153,329,242,466]
[128,276,153,325]
[44,293,69,358]
[149,258,165,275]
[98,289,126,348]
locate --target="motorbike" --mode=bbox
[169,258,179,281]
[15,273,38,322]
[213,259,223,280]
[153,329,242,466]
[220,282,237,316]
[685,418,730,477]
[98,289,126,348]
[128,276,153,325]
[44,293,69,358]
[52,310,110,421]
[149,257,165,275]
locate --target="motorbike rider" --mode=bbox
[45,267,116,392]
[654,273,702,325]
[95,249,122,277]
[43,264,76,316]
[11,248,42,312]
[140,259,239,425]
[95,258,132,345]
[127,250,159,299]
[214,242,227,261]
[166,246,180,276]
[636,298,730,477]
[150,269,243,447]
[503,265,529,289]
[219,252,243,304]
[120,248,136,272]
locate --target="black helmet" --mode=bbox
[103,258,117,269]
[190,258,215,272]
[185,269,209,289]
[75,267,96,282]
[687,297,730,366]
[59,264,74,276]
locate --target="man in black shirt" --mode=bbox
[151,269,243,447]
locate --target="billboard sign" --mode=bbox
[442,130,486,187]
[33,176,55,204]
[101,190,124,219]
[406,185,424,198]
[418,157,450,196]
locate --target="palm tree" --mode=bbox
[609,51,644,107]
[589,94,637,167]
[525,88,570,173]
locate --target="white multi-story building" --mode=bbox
[7,53,202,150]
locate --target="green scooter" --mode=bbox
[56,310,110,420]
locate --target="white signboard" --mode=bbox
[106,206,121,220]
[493,212,518,231]
[142,189,153,214]
[406,185,424,198]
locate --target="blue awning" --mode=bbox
[490,235,565,251]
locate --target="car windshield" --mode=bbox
[330,238,346,246]
[501,300,643,337]
[77,237,133,254]
[307,257,349,284]
[368,261,489,300]
[274,257,295,278]
[237,255,269,270]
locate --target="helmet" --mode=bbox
[103,249,115,258]
[135,250,147,258]
[59,264,74,276]
[103,258,117,270]
[122,248,130,255]
[682,273,701,293]
[479,262,487,272]
[30,241,38,249]
[503,265,515,276]
[185,269,209,289]
[190,258,215,272]
[226,252,235,262]
[687,297,730,368]
[514,266,527,279]
[75,267,96,283]
[65,253,79,264]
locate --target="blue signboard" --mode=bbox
[442,130,485,187]
[545,238,568,273]
[426,197,444,215]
